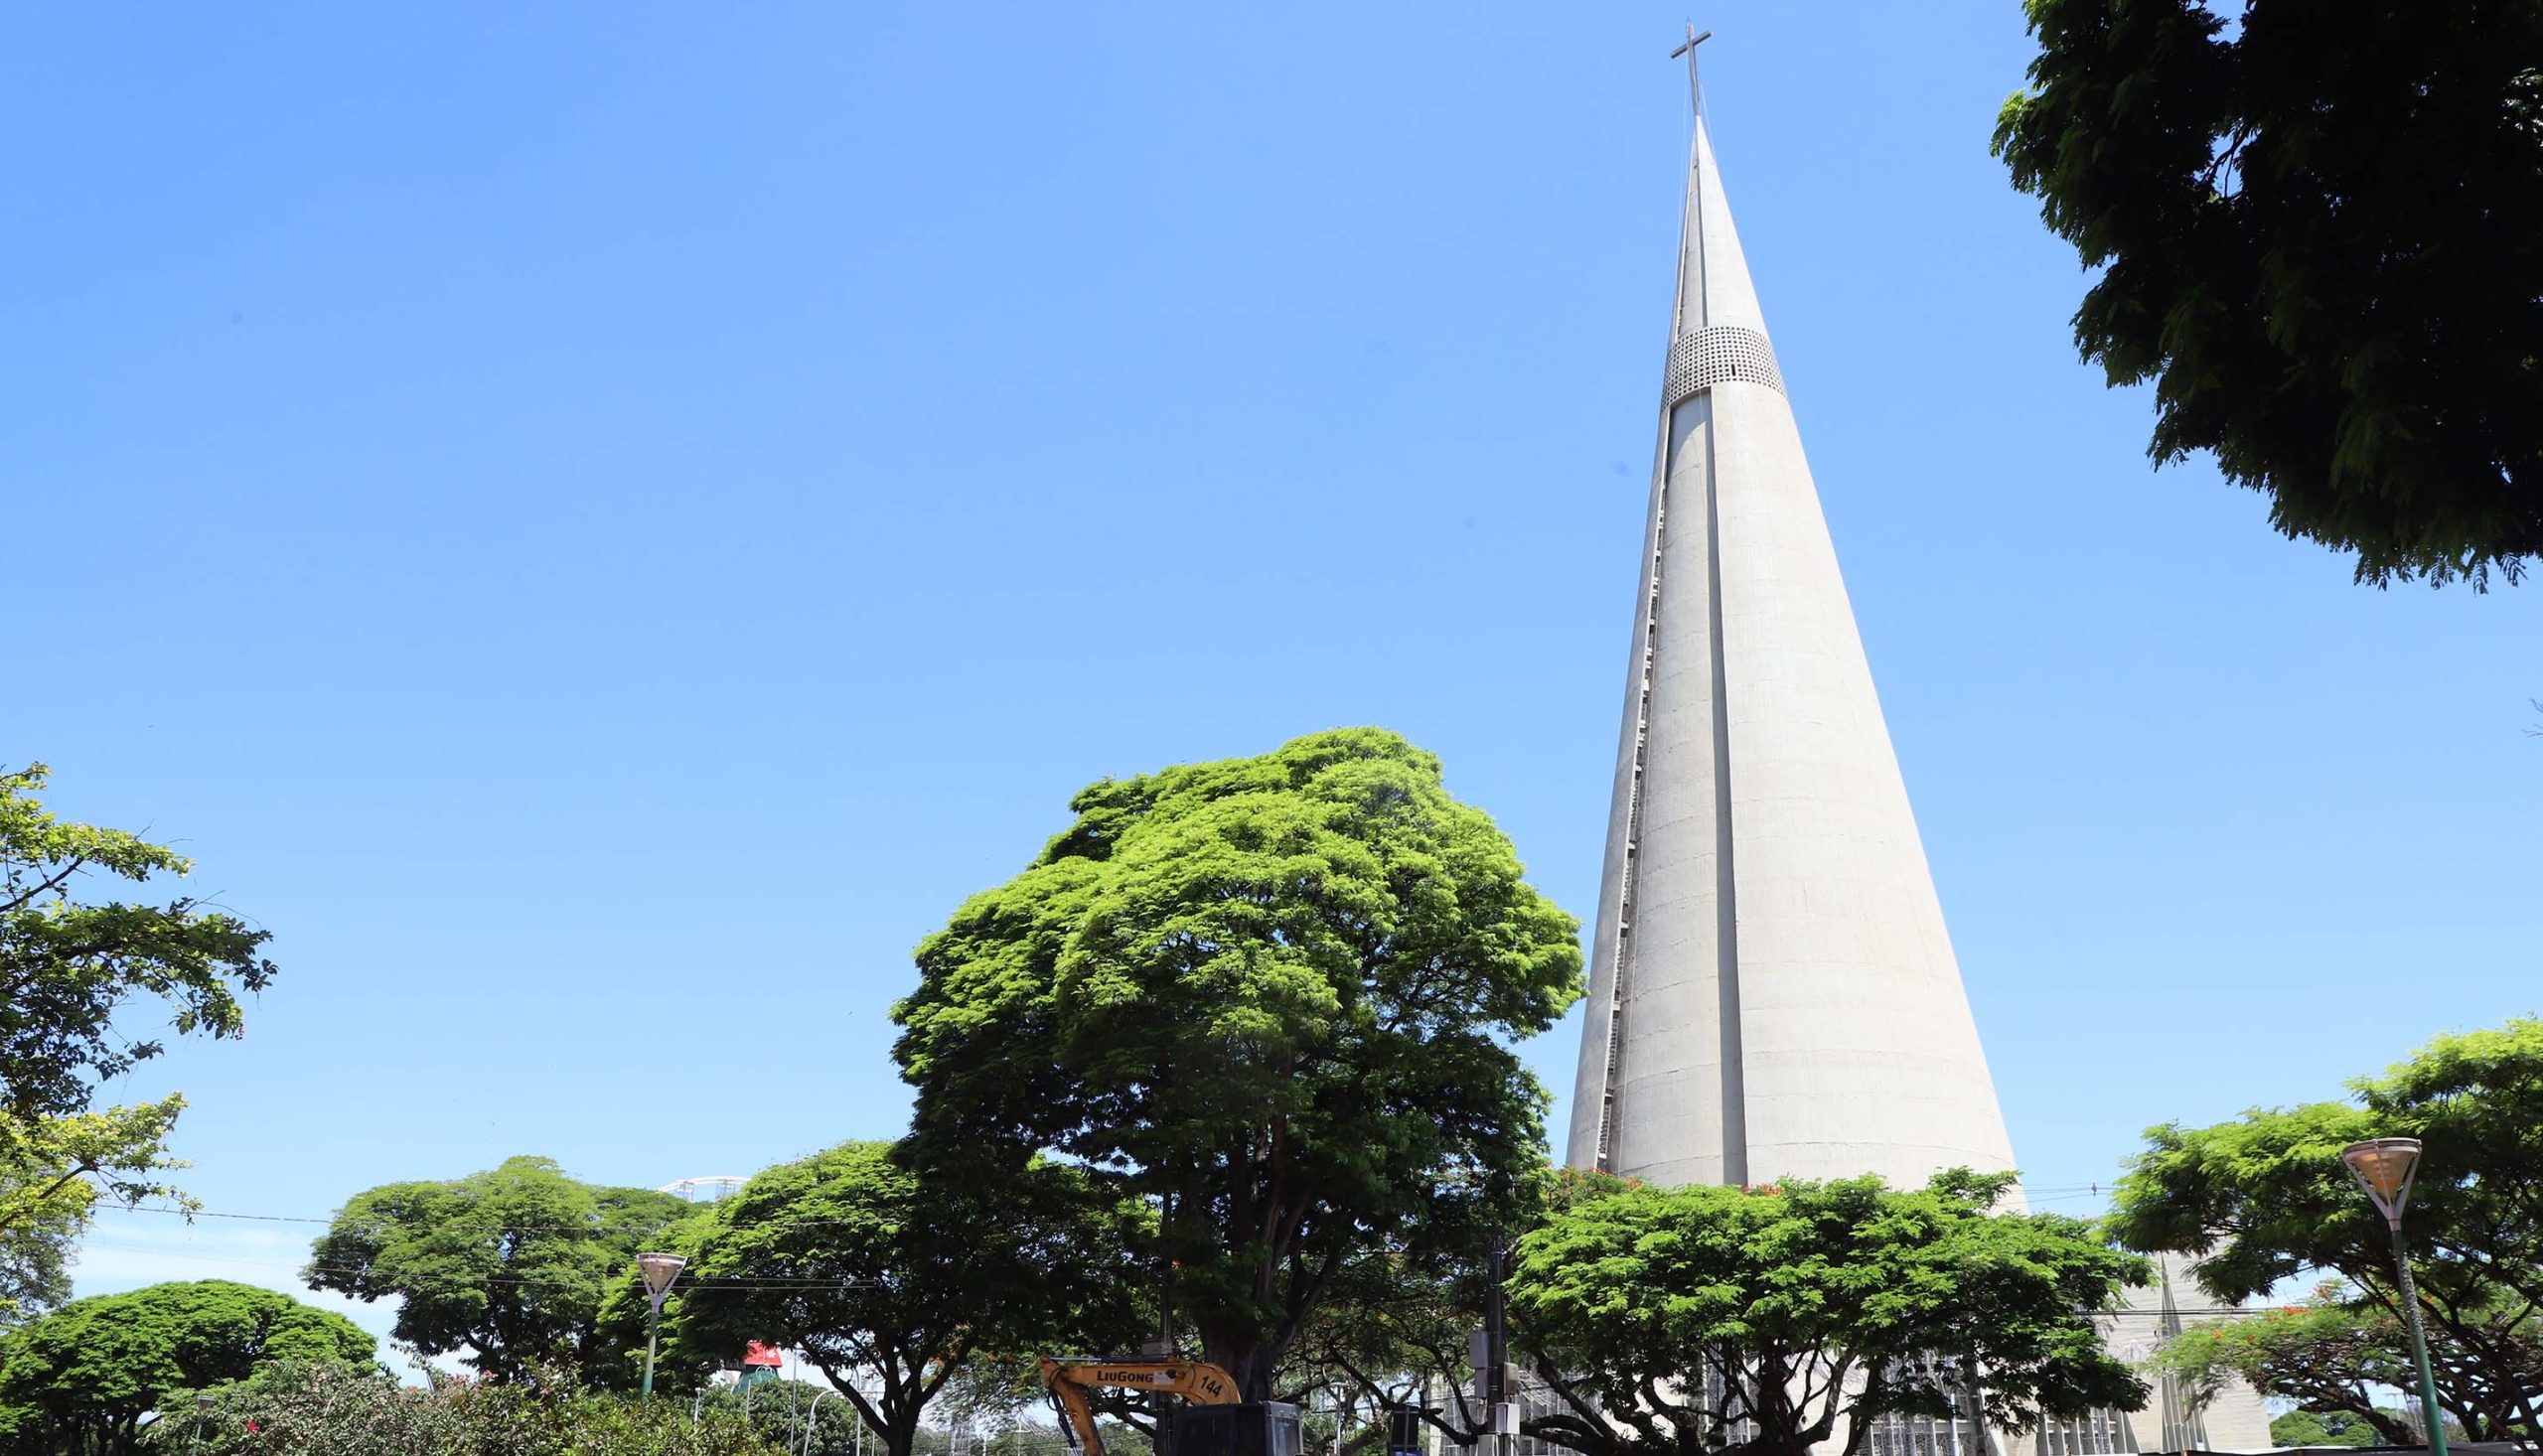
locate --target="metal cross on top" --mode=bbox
[1671,24,1715,116]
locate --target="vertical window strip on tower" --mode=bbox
[1598,441,1669,1172]
[1599,316,1778,1172]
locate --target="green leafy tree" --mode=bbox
[1992,0,2543,587]
[597,1140,1144,1456]
[2106,1017,2543,1441]
[1280,1242,1479,1416]
[2150,1287,2417,1445]
[0,1280,372,1455]
[893,728,1582,1398]
[1289,1164,1629,1454]
[0,1097,188,1311]
[0,764,275,1121]
[0,764,276,1308]
[304,1155,685,1384]
[2268,1408,2392,1449]
[683,1377,866,1456]
[0,1194,78,1327]
[668,1373,1072,1456]
[1509,1171,2149,1456]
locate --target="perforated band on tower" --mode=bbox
[1663,326,1783,406]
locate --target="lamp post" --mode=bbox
[638,1250,688,1402]
[803,1389,836,1456]
[2340,1138,2447,1456]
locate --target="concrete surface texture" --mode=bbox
[1563,112,2019,1195]
[1559,94,2275,1456]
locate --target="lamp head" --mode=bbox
[638,1251,688,1312]
[2340,1137,2423,1228]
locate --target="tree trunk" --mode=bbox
[886,1411,922,1456]
[1730,1435,1814,1456]
[1739,1432,1820,1456]
[1203,1325,1275,1403]
[2362,1406,2418,1445]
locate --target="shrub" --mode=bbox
[141,1360,786,1456]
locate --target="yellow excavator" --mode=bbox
[1038,1357,1297,1456]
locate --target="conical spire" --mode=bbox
[1566,97,2019,1194]
[1674,119,1768,338]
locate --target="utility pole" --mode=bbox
[1484,1233,1514,1456]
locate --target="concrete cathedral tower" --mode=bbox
[1565,61,2019,1193]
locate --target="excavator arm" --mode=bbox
[1039,1358,1240,1456]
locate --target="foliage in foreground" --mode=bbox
[1510,1170,2148,1456]
[0,1186,77,1331]
[138,1363,1118,1456]
[138,1360,785,1456]
[1994,0,2543,587]
[2108,1017,2543,1441]
[0,1281,373,1456]
[0,764,277,1321]
[893,727,1583,1399]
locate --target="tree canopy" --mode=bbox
[892,728,1582,1397]
[304,1155,685,1383]
[0,1279,372,1456]
[2106,1017,2543,1440]
[0,1189,78,1328]
[0,764,275,1122]
[0,763,277,1321]
[1286,1164,1630,1455]
[2267,1408,2390,1449]
[1993,0,2543,586]
[599,1140,1144,1456]
[2149,1286,2420,1446]
[1510,1171,2148,1456]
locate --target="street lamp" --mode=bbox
[803,1389,836,1456]
[2341,1137,2447,1456]
[638,1250,688,1401]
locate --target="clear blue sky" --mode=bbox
[11,3,2537,1344]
